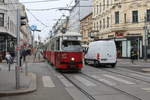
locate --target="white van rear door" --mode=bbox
[100,43,116,63]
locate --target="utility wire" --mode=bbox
[20,0,60,4]
[4,0,147,12]
[0,0,60,5]
[26,9,49,27]
[0,0,145,6]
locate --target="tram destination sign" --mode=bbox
[68,36,78,40]
[63,36,78,40]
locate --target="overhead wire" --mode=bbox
[1,0,146,10]
[26,8,49,27]
[0,0,60,5]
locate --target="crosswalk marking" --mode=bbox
[141,88,150,92]
[91,75,116,86]
[56,75,73,87]
[42,76,55,87]
[74,76,96,87]
[103,74,135,85]
[130,73,150,79]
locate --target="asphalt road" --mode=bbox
[1,61,150,100]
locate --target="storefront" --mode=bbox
[114,31,143,58]
[115,36,143,58]
[0,33,16,59]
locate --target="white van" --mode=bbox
[84,40,117,67]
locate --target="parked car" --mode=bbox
[84,40,117,68]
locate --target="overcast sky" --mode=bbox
[19,0,74,42]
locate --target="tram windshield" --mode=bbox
[62,40,82,51]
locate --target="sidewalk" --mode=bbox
[117,59,150,67]
[0,56,37,96]
[117,58,150,73]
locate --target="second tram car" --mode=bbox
[45,32,83,71]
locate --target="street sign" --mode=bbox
[30,25,37,31]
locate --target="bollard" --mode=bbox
[8,63,11,71]
[25,60,28,76]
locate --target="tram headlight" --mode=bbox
[71,57,75,61]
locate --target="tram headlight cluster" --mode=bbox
[71,57,75,61]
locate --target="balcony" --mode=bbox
[111,24,127,32]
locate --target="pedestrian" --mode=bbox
[37,49,41,62]
[10,51,15,62]
[33,48,37,62]
[130,48,137,63]
[22,49,27,62]
[5,52,13,71]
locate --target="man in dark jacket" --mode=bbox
[131,48,137,63]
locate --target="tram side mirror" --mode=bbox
[83,48,88,54]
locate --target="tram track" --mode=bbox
[49,62,144,100]
[61,73,96,100]
[102,68,150,84]
[80,72,142,100]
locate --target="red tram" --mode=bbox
[45,32,83,71]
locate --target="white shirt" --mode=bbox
[5,54,12,60]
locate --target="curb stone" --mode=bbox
[0,73,37,96]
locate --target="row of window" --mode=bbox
[93,9,150,30]
[115,9,150,24]
[0,13,4,26]
[94,0,119,15]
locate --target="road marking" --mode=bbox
[74,76,96,87]
[103,74,135,85]
[42,76,55,87]
[56,75,73,87]
[130,73,150,80]
[91,75,116,86]
[141,88,150,92]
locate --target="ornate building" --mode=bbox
[0,0,31,59]
[93,0,150,58]
[80,13,93,44]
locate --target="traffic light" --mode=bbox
[61,28,66,34]
[20,16,26,26]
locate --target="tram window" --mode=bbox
[56,38,60,50]
[51,42,54,50]
[62,40,82,51]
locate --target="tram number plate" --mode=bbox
[87,61,94,64]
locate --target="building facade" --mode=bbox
[80,13,93,44]
[0,0,31,59]
[0,0,18,59]
[93,0,150,58]
[68,0,92,33]
[18,3,32,46]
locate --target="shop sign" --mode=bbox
[108,35,114,38]
[126,33,141,36]
[115,32,124,37]
[115,38,127,41]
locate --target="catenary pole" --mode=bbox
[144,16,148,61]
[16,8,20,89]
